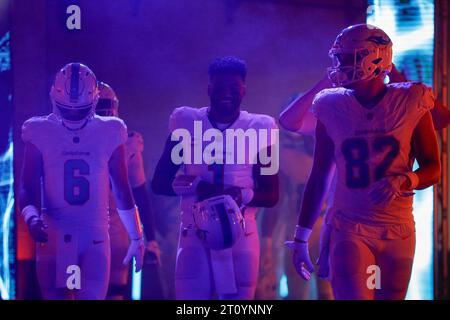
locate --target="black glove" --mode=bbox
[28,217,48,243]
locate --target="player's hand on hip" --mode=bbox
[123,237,145,272]
[369,175,414,206]
[144,240,161,266]
[28,217,48,243]
[284,240,314,281]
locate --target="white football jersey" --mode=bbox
[312,82,434,225]
[22,113,128,226]
[169,106,278,224]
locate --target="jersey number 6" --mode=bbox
[64,159,90,205]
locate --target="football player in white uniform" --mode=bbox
[152,56,279,300]
[283,24,440,299]
[19,63,145,300]
[95,81,161,300]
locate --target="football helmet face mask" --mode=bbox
[96,81,119,117]
[192,195,244,250]
[327,24,393,87]
[50,63,98,128]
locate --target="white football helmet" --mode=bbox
[96,81,119,117]
[192,195,244,250]
[327,24,393,87]
[50,63,98,128]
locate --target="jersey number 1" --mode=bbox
[64,159,90,205]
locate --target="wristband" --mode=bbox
[294,225,312,242]
[117,206,143,240]
[21,205,39,225]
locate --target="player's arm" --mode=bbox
[128,143,160,264]
[296,121,335,228]
[431,100,450,131]
[285,120,335,280]
[246,147,279,208]
[110,144,136,209]
[132,183,161,265]
[132,184,155,241]
[279,74,332,135]
[19,142,47,243]
[151,135,229,201]
[127,139,157,242]
[109,144,144,272]
[412,111,441,189]
[151,135,182,196]
[19,142,42,211]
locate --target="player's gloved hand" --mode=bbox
[316,221,332,280]
[118,206,145,272]
[144,240,161,266]
[123,237,145,272]
[28,217,48,243]
[284,225,314,281]
[369,173,417,206]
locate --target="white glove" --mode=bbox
[118,206,145,272]
[123,238,145,272]
[368,174,416,206]
[316,221,332,280]
[285,240,314,281]
[145,240,161,266]
[284,225,314,281]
